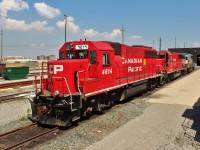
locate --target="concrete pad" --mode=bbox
[0,98,32,125]
[148,69,200,107]
[85,69,200,150]
[85,104,187,150]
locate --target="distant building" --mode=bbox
[3,56,28,61]
[169,48,200,66]
[37,55,56,60]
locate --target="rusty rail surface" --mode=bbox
[29,72,47,77]
[0,80,40,89]
[0,91,34,103]
[0,123,59,149]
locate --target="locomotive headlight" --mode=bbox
[54,91,59,96]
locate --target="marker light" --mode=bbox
[54,91,59,96]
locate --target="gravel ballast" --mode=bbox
[34,96,150,150]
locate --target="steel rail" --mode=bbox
[0,91,33,98]
[0,91,34,103]
[0,123,37,138]
[0,123,59,150]
[5,127,59,150]
[0,79,40,89]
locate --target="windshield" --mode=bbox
[67,51,88,59]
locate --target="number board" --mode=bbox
[75,45,89,50]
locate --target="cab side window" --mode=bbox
[59,52,65,59]
[145,51,157,58]
[90,50,97,64]
[102,53,110,66]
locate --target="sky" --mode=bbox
[0,0,200,58]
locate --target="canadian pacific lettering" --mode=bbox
[128,66,142,72]
[122,58,142,64]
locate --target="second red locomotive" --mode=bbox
[32,40,189,126]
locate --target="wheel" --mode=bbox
[147,80,152,90]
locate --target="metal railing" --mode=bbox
[51,76,76,111]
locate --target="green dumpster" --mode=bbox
[2,66,29,80]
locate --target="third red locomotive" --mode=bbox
[32,40,192,126]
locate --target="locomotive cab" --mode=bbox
[182,53,195,73]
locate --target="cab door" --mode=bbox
[89,50,98,78]
[99,50,115,88]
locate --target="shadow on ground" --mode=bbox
[182,97,200,143]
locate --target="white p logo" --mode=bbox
[49,65,63,74]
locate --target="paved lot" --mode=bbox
[85,69,200,150]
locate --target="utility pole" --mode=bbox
[1,30,3,62]
[120,25,125,44]
[64,15,67,43]
[175,37,176,48]
[184,42,185,48]
[159,37,161,51]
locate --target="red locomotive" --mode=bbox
[157,50,186,82]
[32,40,189,126]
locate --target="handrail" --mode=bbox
[35,76,38,93]
[77,70,86,94]
[51,76,75,111]
[41,61,44,94]
[77,70,86,108]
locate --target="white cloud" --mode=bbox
[30,43,46,48]
[1,18,29,31]
[34,2,60,19]
[56,16,120,38]
[110,29,121,38]
[192,42,200,47]
[82,29,99,37]
[39,43,45,47]
[0,18,54,33]
[0,1,53,33]
[0,0,29,18]
[29,20,54,32]
[30,43,36,47]
[129,35,142,41]
[101,29,121,39]
[82,28,121,39]
[56,16,80,34]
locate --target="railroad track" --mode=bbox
[0,123,59,149]
[28,72,47,77]
[0,80,40,89]
[0,91,34,103]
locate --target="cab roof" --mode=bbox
[91,41,114,51]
